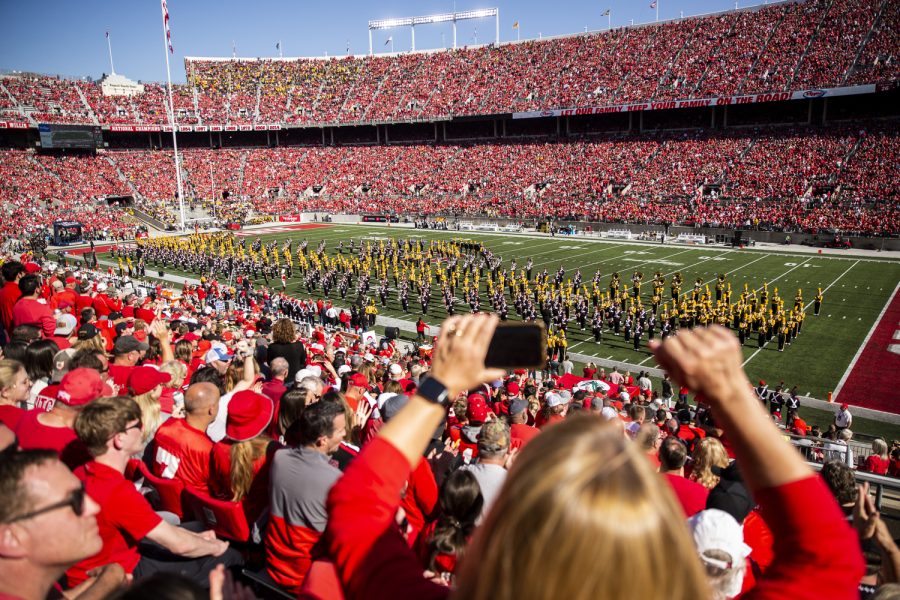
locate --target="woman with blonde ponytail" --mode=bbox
[209,390,276,534]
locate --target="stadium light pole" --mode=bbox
[369,9,498,54]
[105,31,116,75]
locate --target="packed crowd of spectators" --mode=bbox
[1,122,898,236]
[2,0,897,129]
[0,255,894,599]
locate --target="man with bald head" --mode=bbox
[150,382,220,495]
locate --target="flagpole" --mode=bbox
[279,40,283,58]
[608,11,612,30]
[106,32,116,74]
[160,0,185,231]
[657,0,660,22]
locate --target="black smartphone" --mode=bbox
[484,322,548,369]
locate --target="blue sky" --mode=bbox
[1,0,748,83]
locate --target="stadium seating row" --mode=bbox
[0,0,896,127]
[0,124,896,238]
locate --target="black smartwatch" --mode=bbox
[416,375,450,406]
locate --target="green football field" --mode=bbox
[113,223,900,402]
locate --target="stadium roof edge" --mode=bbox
[183,0,800,63]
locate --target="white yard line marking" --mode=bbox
[832,279,900,401]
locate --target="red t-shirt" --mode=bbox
[33,383,59,412]
[861,455,889,475]
[663,473,709,517]
[209,440,273,524]
[107,364,135,394]
[66,461,163,586]
[0,404,24,430]
[0,280,22,332]
[510,423,540,450]
[14,411,90,469]
[151,417,214,495]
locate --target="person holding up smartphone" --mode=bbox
[324,317,864,600]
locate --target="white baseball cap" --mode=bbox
[689,508,752,595]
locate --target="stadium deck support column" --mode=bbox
[383,126,388,144]
[434,122,438,142]
[330,129,335,146]
[495,10,500,46]
[711,107,716,128]
[208,131,213,147]
[628,111,634,131]
[565,116,570,137]
[557,116,562,138]
[639,111,644,132]
[723,107,728,128]
[275,130,279,146]
[807,101,813,125]
[822,98,828,124]
[411,26,415,51]
[453,20,457,49]
[494,120,499,137]
[442,122,447,142]
[321,128,326,146]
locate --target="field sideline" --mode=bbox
[113,223,900,408]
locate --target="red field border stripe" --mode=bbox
[833,281,900,413]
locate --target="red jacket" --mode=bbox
[0,281,21,333]
[325,438,864,600]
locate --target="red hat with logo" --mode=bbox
[128,366,172,396]
[56,368,112,407]
[506,381,520,396]
[225,390,274,442]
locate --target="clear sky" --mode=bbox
[1,0,751,84]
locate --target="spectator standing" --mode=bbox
[0,359,29,429]
[659,436,710,517]
[266,318,307,383]
[0,261,25,340]
[12,275,55,339]
[835,403,853,431]
[461,419,511,521]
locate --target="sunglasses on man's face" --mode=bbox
[4,483,86,524]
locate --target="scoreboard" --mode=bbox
[38,124,102,149]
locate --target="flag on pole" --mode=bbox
[601,8,611,16]
[384,36,393,46]
[649,1,657,8]
[161,0,173,53]
[275,41,280,51]
[105,31,110,39]
[512,21,519,29]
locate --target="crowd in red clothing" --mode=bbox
[2,123,897,237]
[1,0,896,129]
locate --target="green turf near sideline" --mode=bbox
[106,223,900,402]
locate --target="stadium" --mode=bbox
[0,0,898,597]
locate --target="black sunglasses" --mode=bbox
[5,483,86,524]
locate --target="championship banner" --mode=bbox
[512,84,880,120]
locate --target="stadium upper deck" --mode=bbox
[0,0,896,129]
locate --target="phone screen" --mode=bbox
[484,322,548,369]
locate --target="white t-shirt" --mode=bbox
[835,409,852,429]
[206,390,235,443]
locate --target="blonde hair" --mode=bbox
[454,416,709,600]
[229,436,270,502]
[158,360,187,389]
[690,438,730,490]
[72,335,106,354]
[132,390,161,448]
[872,438,888,459]
[0,359,25,403]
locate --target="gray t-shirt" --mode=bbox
[462,462,507,522]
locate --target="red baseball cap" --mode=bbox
[506,381,520,396]
[128,366,172,396]
[65,276,77,285]
[466,395,488,424]
[182,332,201,342]
[56,368,111,407]
[347,372,369,388]
[24,262,41,274]
[225,391,273,442]
[840,403,849,411]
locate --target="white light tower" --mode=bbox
[368,8,499,55]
